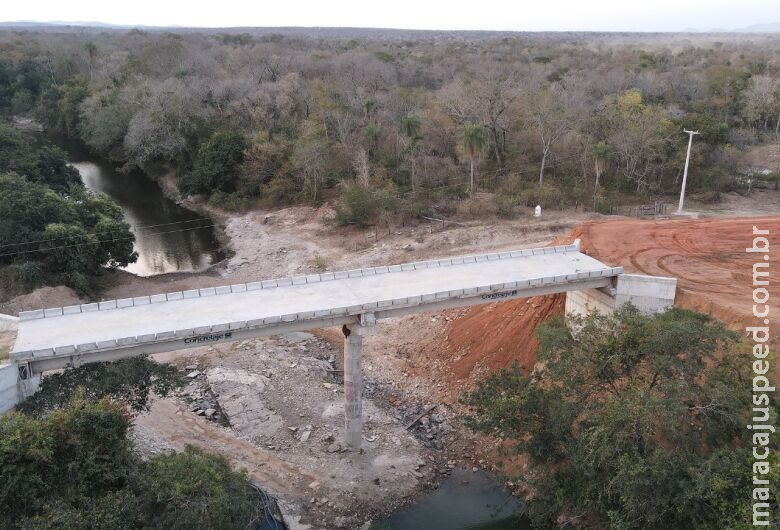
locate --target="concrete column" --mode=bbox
[342,326,363,448]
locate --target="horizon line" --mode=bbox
[0,20,779,34]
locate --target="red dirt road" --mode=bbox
[432,217,780,384]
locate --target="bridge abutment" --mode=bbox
[565,274,677,318]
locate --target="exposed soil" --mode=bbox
[134,332,444,529]
[424,215,780,392]
[578,216,779,331]
[0,285,82,315]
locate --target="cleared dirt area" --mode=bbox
[578,216,779,330]
[424,215,780,392]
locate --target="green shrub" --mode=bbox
[335,184,396,227]
[0,173,136,292]
[517,183,567,209]
[178,131,247,196]
[135,447,260,529]
[493,194,516,217]
[208,191,253,212]
[9,261,45,291]
[18,356,185,416]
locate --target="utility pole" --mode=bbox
[677,129,700,214]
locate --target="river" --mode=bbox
[57,138,224,276]
[373,469,531,530]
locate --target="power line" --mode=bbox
[0,217,215,250]
[0,223,218,259]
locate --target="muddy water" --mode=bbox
[373,469,530,529]
[50,135,224,276]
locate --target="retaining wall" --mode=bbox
[565,274,677,318]
[0,363,19,413]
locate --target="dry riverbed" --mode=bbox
[136,331,477,529]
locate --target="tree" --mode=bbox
[0,394,262,530]
[178,131,247,196]
[400,112,421,140]
[78,88,134,155]
[0,173,136,291]
[597,89,674,192]
[462,123,486,197]
[400,112,422,188]
[123,79,208,169]
[462,307,773,529]
[743,75,780,131]
[592,140,613,210]
[0,124,81,193]
[525,85,577,186]
[440,72,519,169]
[290,119,332,203]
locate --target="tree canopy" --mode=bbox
[462,306,778,529]
[0,127,136,292]
[1,29,777,222]
[178,131,248,196]
[0,394,262,529]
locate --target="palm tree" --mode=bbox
[365,123,382,159]
[400,113,421,140]
[463,123,486,198]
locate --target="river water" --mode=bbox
[59,139,223,276]
[373,469,531,530]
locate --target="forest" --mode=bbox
[0,27,778,225]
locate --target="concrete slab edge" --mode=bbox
[11,266,619,359]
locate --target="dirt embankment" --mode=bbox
[425,216,780,391]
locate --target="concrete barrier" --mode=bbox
[0,313,18,333]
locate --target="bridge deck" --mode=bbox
[12,241,622,372]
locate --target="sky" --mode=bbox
[3,0,779,32]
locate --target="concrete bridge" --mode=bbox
[2,240,676,447]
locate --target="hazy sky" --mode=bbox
[5,0,779,31]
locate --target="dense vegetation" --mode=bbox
[462,306,779,529]
[0,124,136,293]
[17,356,184,416]
[1,28,778,223]
[0,394,262,529]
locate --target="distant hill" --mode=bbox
[0,20,779,34]
[735,22,780,33]
[0,20,164,29]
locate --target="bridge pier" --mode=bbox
[342,326,363,448]
[342,314,376,449]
